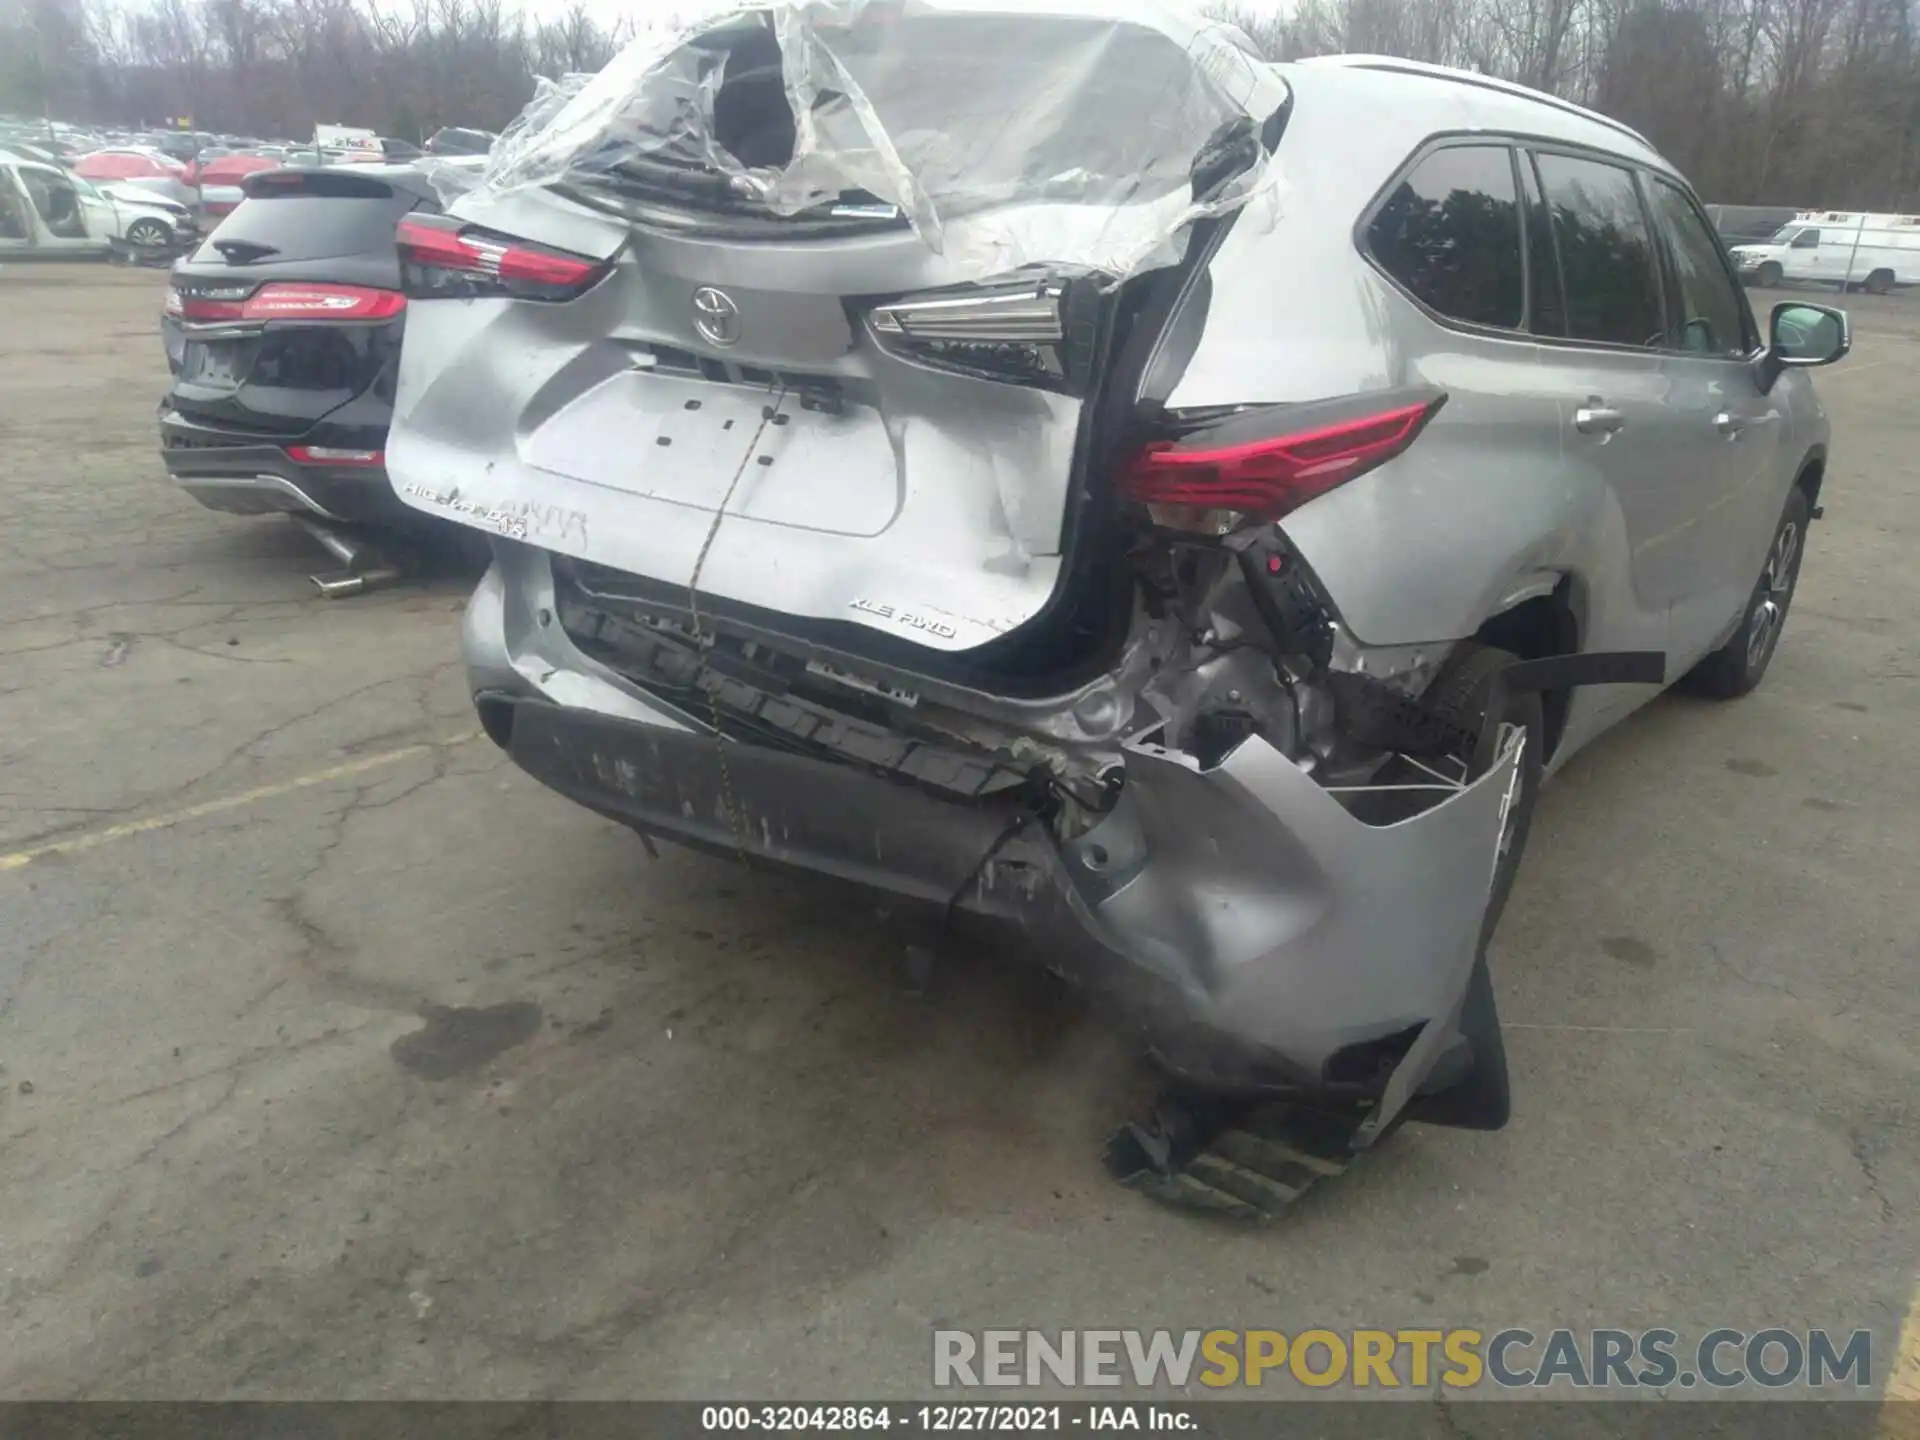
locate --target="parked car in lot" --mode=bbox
[387,9,1849,1195]
[1728,210,1920,292]
[1,140,75,170]
[160,165,450,592]
[1,151,197,256]
[191,152,283,220]
[73,147,197,207]
[423,126,497,156]
[1704,203,1801,246]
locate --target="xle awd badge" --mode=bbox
[850,597,959,641]
[692,286,741,347]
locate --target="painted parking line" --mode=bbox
[1887,1285,1920,1437]
[1825,356,1904,378]
[0,730,482,873]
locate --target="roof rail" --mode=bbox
[1297,55,1659,155]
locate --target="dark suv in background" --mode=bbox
[160,164,448,592]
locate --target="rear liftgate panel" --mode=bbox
[387,0,1290,656]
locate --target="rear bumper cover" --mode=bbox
[466,544,1521,1130]
[158,409,406,525]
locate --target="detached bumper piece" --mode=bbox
[1103,1090,1357,1221]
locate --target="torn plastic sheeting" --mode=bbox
[455,0,1290,284]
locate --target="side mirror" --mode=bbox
[1755,302,1850,392]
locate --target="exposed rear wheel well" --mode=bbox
[1795,457,1825,514]
[1474,583,1579,762]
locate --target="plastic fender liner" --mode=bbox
[1500,650,1667,692]
[1471,650,1665,774]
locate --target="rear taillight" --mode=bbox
[396,214,609,302]
[1120,393,1447,528]
[169,282,404,324]
[244,284,405,320]
[867,275,1100,394]
[287,446,383,466]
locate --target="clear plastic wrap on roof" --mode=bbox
[454,0,1290,282]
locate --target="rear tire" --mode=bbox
[1866,268,1895,295]
[1685,486,1809,699]
[1423,643,1543,939]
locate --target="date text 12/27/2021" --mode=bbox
[701,1405,1197,1432]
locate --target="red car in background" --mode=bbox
[191,153,281,218]
[73,148,196,207]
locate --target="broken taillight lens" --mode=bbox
[397,214,610,302]
[1120,394,1447,526]
[867,274,1099,393]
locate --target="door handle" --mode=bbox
[1574,404,1625,436]
[1716,411,1774,438]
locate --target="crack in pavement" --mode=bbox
[0,663,465,854]
[259,750,465,1016]
[16,1068,246,1312]
[1849,1131,1898,1223]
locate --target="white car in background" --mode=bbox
[0,152,197,256]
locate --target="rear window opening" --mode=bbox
[708,21,796,173]
[561,8,1277,236]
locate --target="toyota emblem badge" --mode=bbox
[692,286,742,347]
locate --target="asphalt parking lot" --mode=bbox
[0,264,1915,1403]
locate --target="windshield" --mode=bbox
[1767,225,1805,243]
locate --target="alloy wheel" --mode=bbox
[1746,519,1801,671]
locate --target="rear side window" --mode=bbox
[1367,145,1524,330]
[1533,153,1665,348]
[193,189,421,265]
[1645,179,1749,357]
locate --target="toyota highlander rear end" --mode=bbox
[386,3,1527,1178]
[161,166,438,534]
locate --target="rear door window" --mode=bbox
[1533,152,1666,348]
[1366,144,1524,330]
[1646,178,1751,357]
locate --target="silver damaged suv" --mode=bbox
[385,5,1850,1177]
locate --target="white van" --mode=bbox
[1728,210,1920,292]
